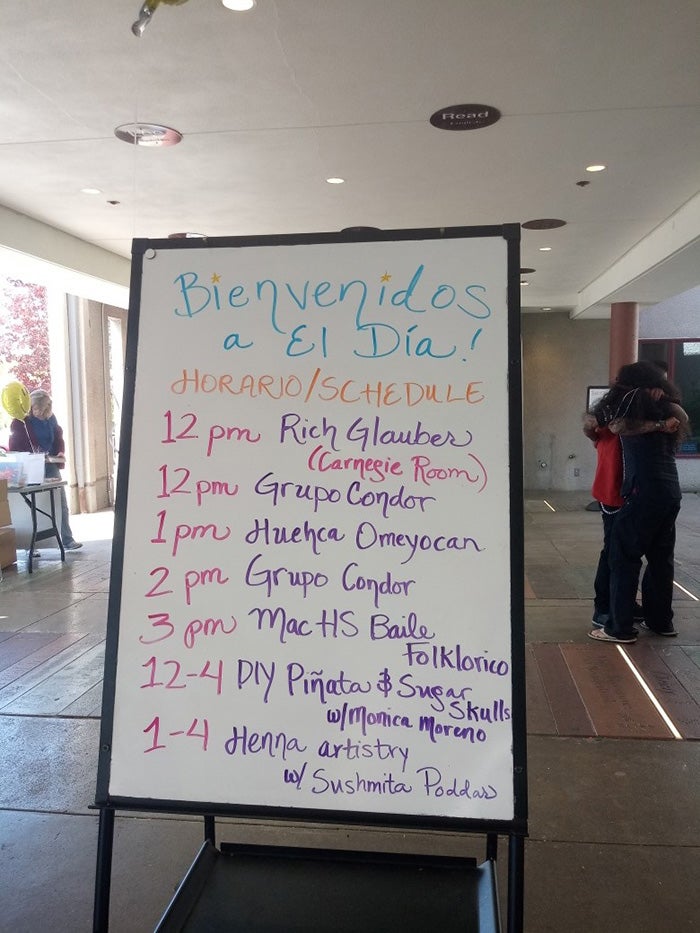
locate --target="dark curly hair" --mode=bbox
[593,360,681,428]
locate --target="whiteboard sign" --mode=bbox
[97,227,526,828]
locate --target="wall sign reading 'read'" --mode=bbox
[97,227,526,829]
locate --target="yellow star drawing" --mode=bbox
[380,272,392,282]
[211,273,221,284]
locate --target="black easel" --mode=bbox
[93,808,526,932]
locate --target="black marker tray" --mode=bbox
[154,841,500,932]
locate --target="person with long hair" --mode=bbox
[582,361,670,632]
[8,389,82,551]
[588,361,688,643]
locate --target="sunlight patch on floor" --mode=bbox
[69,509,114,543]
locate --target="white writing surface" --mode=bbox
[107,234,516,821]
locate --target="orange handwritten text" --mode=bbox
[170,368,485,408]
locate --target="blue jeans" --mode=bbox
[44,461,77,546]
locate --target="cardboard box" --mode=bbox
[0,499,11,527]
[0,525,17,569]
[0,478,7,501]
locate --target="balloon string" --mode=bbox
[23,421,39,454]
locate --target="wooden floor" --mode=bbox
[0,630,104,717]
[0,509,113,720]
[527,641,700,739]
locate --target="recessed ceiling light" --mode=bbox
[80,187,102,195]
[538,246,552,252]
[542,307,552,311]
[522,218,566,230]
[114,123,182,147]
[520,281,529,286]
[168,232,206,239]
[222,0,255,9]
[586,164,606,172]
[326,177,345,185]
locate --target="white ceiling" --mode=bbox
[1,0,699,316]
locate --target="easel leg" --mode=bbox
[507,833,525,933]
[93,807,115,933]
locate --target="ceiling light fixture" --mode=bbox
[168,232,206,239]
[222,0,256,9]
[538,246,552,252]
[80,187,102,195]
[326,177,345,185]
[114,123,183,147]
[586,164,606,172]
[522,218,566,230]
[520,281,529,286]
[542,307,552,311]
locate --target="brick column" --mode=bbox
[609,302,639,382]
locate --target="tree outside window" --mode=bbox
[0,275,51,444]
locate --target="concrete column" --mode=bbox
[65,296,112,512]
[609,302,639,382]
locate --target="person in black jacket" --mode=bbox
[588,362,688,643]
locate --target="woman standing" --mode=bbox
[8,389,82,550]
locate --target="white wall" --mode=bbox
[521,312,610,492]
[639,285,700,337]
[0,206,129,306]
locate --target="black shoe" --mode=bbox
[639,621,677,637]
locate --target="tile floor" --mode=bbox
[0,493,699,932]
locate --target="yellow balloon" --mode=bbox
[1,381,31,420]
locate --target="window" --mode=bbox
[639,339,700,455]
